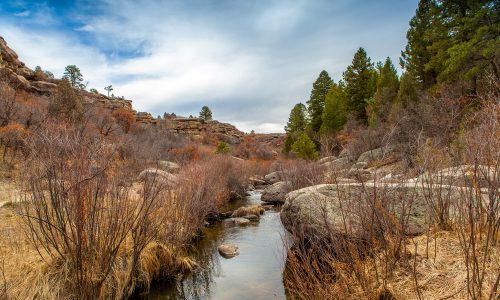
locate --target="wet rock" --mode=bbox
[226,217,251,226]
[242,214,260,221]
[218,244,239,258]
[261,181,291,204]
[264,171,283,184]
[231,205,265,217]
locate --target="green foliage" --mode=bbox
[401,0,499,92]
[285,103,307,136]
[343,47,375,123]
[48,79,84,121]
[62,65,86,89]
[320,82,348,134]
[283,134,294,154]
[199,106,213,120]
[371,57,400,124]
[291,132,319,160]
[396,72,419,107]
[104,85,113,97]
[216,141,230,154]
[306,70,333,133]
[89,88,98,94]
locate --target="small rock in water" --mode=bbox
[242,214,260,221]
[218,244,239,258]
[226,217,251,226]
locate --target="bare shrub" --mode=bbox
[279,160,326,191]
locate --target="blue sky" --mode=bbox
[0,0,418,132]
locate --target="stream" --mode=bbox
[146,190,290,300]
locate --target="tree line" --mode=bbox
[284,0,499,160]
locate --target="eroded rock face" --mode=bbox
[261,181,291,203]
[218,244,239,258]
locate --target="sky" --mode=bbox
[0,0,419,133]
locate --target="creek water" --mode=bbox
[146,190,290,300]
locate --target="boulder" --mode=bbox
[249,177,267,187]
[218,244,239,258]
[226,217,251,226]
[242,214,260,221]
[264,171,283,184]
[317,156,337,165]
[231,205,265,217]
[138,168,178,188]
[338,148,354,161]
[357,146,394,164]
[157,160,180,173]
[30,80,57,94]
[281,183,450,247]
[261,181,291,203]
[321,157,352,171]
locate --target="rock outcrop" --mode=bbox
[138,168,178,188]
[261,181,291,203]
[218,244,239,258]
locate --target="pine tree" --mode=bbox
[343,47,375,123]
[216,141,230,154]
[283,134,294,154]
[62,65,86,89]
[372,57,399,123]
[400,0,442,89]
[291,132,319,160]
[285,103,307,137]
[320,82,348,134]
[199,106,213,120]
[306,71,333,133]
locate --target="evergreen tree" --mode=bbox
[320,82,348,134]
[400,0,440,89]
[372,57,400,123]
[285,103,307,137]
[291,132,319,160]
[283,134,294,154]
[306,70,333,133]
[438,0,500,90]
[199,106,213,120]
[104,85,113,97]
[343,47,375,123]
[62,65,86,89]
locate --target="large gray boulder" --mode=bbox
[138,168,178,188]
[357,146,395,164]
[157,160,180,173]
[281,183,448,243]
[317,156,337,165]
[261,181,291,203]
[321,157,352,171]
[264,171,283,184]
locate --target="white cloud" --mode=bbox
[0,0,417,133]
[14,10,30,17]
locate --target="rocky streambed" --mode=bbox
[146,190,290,300]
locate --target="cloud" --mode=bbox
[0,0,418,133]
[14,10,30,17]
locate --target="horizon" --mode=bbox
[0,0,418,133]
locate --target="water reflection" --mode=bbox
[146,191,290,300]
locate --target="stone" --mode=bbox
[157,160,180,173]
[242,214,260,221]
[226,217,251,226]
[231,205,265,217]
[249,177,267,187]
[357,146,394,164]
[317,156,337,165]
[30,81,57,94]
[218,244,239,258]
[138,168,178,188]
[280,182,461,250]
[261,181,291,203]
[321,157,352,171]
[264,171,283,184]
